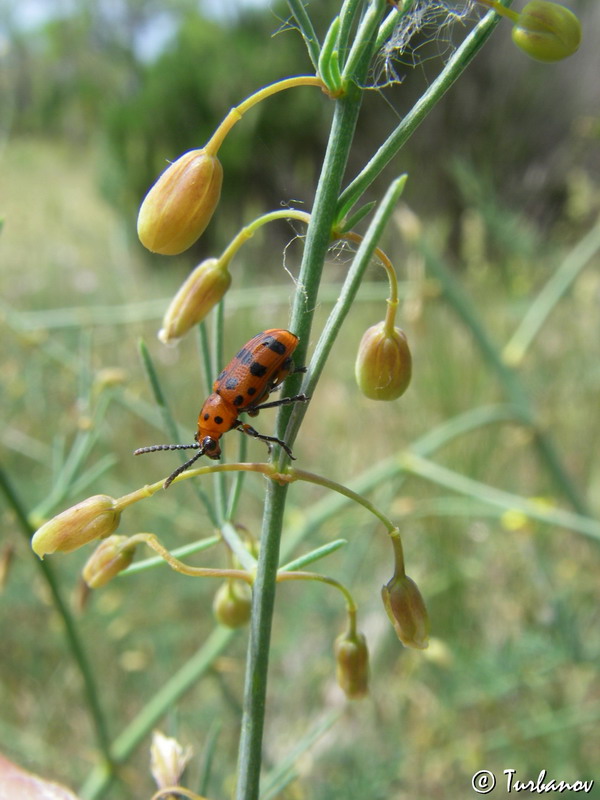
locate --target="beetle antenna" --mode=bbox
[163,448,206,489]
[133,443,199,455]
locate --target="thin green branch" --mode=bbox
[280,404,534,560]
[285,0,321,69]
[337,0,367,67]
[284,175,407,449]
[402,453,600,542]
[420,238,590,516]
[235,480,290,800]
[336,2,511,222]
[503,220,600,366]
[0,468,114,777]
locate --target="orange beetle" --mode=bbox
[135,329,309,487]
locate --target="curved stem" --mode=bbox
[276,570,357,612]
[283,176,407,450]
[151,788,208,800]
[475,0,520,24]
[289,467,397,533]
[218,210,311,267]
[127,533,254,583]
[340,231,399,305]
[205,76,326,155]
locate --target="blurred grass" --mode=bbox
[2,135,600,798]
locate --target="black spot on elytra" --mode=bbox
[203,413,210,421]
[250,361,267,378]
[247,386,257,396]
[233,395,244,406]
[214,415,224,425]
[235,347,253,365]
[268,339,286,355]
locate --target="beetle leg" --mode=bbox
[234,422,296,460]
[246,393,310,413]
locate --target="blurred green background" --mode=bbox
[1,0,600,797]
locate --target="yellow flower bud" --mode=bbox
[512,1,581,62]
[31,495,121,558]
[158,258,232,345]
[334,629,369,699]
[150,730,193,791]
[137,149,223,255]
[381,573,429,649]
[82,535,136,588]
[212,580,252,628]
[355,321,412,401]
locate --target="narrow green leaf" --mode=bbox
[279,539,348,572]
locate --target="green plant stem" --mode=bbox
[420,239,590,516]
[284,176,407,448]
[341,0,387,85]
[235,480,290,800]
[0,468,114,776]
[277,569,356,612]
[285,0,321,69]
[218,209,310,267]
[337,0,367,66]
[205,76,325,155]
[336,1,511,222]
[402,453,600,541]
[236,16,381,795]
[375,0,417,53]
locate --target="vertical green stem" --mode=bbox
[235,481,289,799]
[235,6,384,794]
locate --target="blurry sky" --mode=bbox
[5,0,275,59]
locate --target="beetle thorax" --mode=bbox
[196,391,237,442]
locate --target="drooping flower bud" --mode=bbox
[334,628,369,699]
[355,321,412,401]
[137,149,223,255]
[158,258,232,345]
[82,535,137,588]
[150,730,193,791]
[31,495,121,558]
[512,1,581,62]
[381,572,429,649]
[212,580,252,628]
